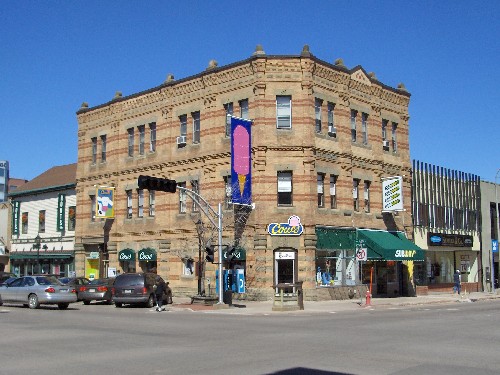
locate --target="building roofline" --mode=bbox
[8,183,75,198]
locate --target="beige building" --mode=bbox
[75,45,418,300]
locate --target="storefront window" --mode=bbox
[316,250,356,286]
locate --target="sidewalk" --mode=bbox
[168,291,500,314]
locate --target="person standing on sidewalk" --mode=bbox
[453,269,461,294]
[154,276,167,312]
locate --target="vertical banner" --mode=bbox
[56,193,66,232]
[230,116,252,205]
[12,201,20,235]
[95,187,115,218]
[382,176,404,211]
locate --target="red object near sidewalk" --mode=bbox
[365,290,371,306]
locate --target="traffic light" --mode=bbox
[205,245,215,263]
[137,175,177,193]
[226,247,237,263]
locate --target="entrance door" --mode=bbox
[274,251,296,293]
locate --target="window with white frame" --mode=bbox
[276,96,292,129]
[100,134,107,162]
[21,212,28,234]
[149,122,156,152]
[391,122,398,152]
[179,182,187,213]
[277,171,292,206]
[191,180,199,212]
[91,137,97,164]
[149,191,155,217]
[137,189,144,218]
[224,102,233,137]
[350,110,357,142]
[138,125,145,155]
[90,195,96,222]
[192,111,200,144]
[317,173,325,207]
[183,258,194,276]
[327,102,336,137]
[353,179,360,211]
[364,180,371,213]
[126,190,132,219]
[361,113,368,145]
[330,174,338,209]
[68,206,76,231]
[127,128,134,157]
[180,115,187,136]
[382,119,389,149]
[239,99,249,119]
[224,175,233,209]
[39,210,45,233]
[315,98,323,133]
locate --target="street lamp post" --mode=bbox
[34,234,41,274]
[494,169,500,293]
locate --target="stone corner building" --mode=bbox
[75,45,416,300]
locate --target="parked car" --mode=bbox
[79,278,115,305]
[112,273,171,308]
[59,277,90,301]
[0,275,77,309]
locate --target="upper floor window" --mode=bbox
[350,110,357,142]
[353,179,360,212]
[382,119,389,150]
[192,111,200,144]
[224,102,233,137]
[239,99,249,119]
[276,96,292,129]
[317,173,325,207]
[391,122,398,152]
[149,191,155,217]
[178,115,187,148]
[38,210,46,233]
[137,189,144,218]
[149,122,156,152]
[68,206,76,231]
[127,128,134,157]
[191,180,199,212]
[138,125,145,155]
[315,98,323,133]
[361,113,368,145]
[327,102,336,137]
[277,171,292,206]
[179,182,187,213]
[100,135,107,162]
[126,190,132,219]
[364,180,371,213]
[330,174,338,209]
[22,212,28,234]
[91,137,97,164]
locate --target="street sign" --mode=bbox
[356,248,367,261]
[492,240,498,253]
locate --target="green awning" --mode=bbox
[138,248,156,262]
[10,252,74,260]
[357,229,424,261]
[118,249,135,261]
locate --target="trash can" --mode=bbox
[223,290,233,306]
[295,281,304,310]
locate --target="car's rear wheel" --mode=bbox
[28,294,40,309]
[83,300,91,305]
[115,302,122,308]
[146,294,155,308]
[58,303,69,310]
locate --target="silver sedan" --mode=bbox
[0,275,78,309]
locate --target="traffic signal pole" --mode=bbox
[217,202,223,305]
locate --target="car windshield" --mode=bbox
[114,274,143,287]
[36,276,62,286]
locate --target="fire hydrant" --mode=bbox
[365,290,371,306]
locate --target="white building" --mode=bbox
[8,164,77,277]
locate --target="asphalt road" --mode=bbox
[1,300,499,375]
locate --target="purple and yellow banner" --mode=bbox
[230,116,252,205]
[95,187,115,218]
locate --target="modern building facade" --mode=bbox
[75,45,420,300]
[8,164,77,277]
[411,160,481,294]
[479,180,499,291]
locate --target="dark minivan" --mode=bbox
[112,273,171,308]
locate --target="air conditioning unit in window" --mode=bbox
[383,140,390,148]
[176,136,187,145]
[328,126,337,137]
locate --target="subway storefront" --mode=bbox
[315,227,424,297]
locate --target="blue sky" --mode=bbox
[1,1,499,182]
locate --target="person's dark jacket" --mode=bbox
[155,279,166,297]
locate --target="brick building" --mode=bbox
[75,45,420,300]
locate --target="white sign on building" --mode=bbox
[382,176,403,212]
